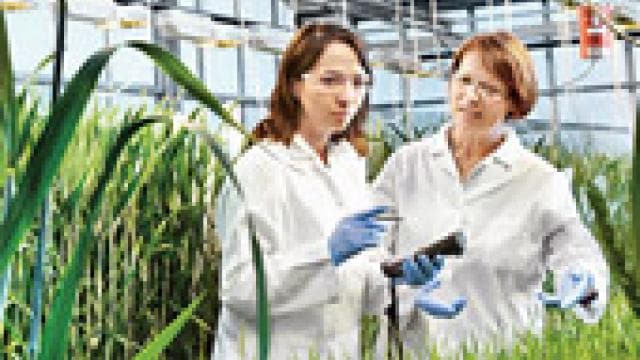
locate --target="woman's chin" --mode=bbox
[454,113,493,128]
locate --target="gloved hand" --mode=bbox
[329,205,388,266]
[539,271,597,309]
[393,255,444,286]
[414,278,467,319]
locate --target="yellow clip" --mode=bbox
[0,1,33,11]
[119,19,147,29]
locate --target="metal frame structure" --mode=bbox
[13,0,640,142]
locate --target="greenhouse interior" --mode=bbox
[0,0,638,359]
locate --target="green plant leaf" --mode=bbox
[39,117,159,359]
[0,32,270,359]
[0,11,16,172]
[133,293,206,360]
[13,98,40,165]
[0,11,14,112]
[249,218,270,358]
[633,106,640,316]
[126,41,246,137]
[0,46,115,278]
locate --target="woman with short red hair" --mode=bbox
[371,31,609,357]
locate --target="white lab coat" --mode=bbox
[372,123,609,357]
[212,134,386,360]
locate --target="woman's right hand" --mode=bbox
[329,205,388,266]
[414,279,467,318]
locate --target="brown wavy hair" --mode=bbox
[251,23,370,156]
[450,31,538,119]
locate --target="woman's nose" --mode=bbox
[335,87,359,106]
[459,84,481,106]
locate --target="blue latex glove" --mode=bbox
[414,278,467,319]
[329,205,388,266]
[539,271,596,309]
[393,255,444,286]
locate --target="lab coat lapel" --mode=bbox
[428,124,460,183]
[289,134,318,171]
[464,128,529,203]
[288,134,350,208]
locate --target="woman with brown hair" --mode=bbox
[371,31,609,357]
[213,23,438,359]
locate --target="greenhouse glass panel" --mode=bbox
[369,108,403,125]
[526,95,552,122]
[555,42,628,87]
[529,49,548,90]
[279,1,294,27]
[410,75,447,102]
[204,47,238,95]
[371,69,401,104]
[244,48,275,98]
[33,85,51,112]
[180,40,199,78]
[559,130,631,156]
[438,9,468,20]
[202,0,234,16]
[407,107,449,132]
[64,21,104,81]
[557,92,634,128]
[241,0,270,22]
[476,10,542,32]
[451,23,468,34]
[6,7,54,76]
[475,1,543,16]
[178,0,195,7]
[550,6,576,23]
[243,106,268,131]
[109,26,154,86]
[357,20,394,31]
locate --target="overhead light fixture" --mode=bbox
[0,0,34,11]
[369,49,447,79]
[246,26,291,54]
[115,2,147,29]
[192,38,242,48]
[64,0,116,28]
[157,9,246,48]
[65,0,147,29]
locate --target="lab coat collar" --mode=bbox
[290,133,320,162]
[427,121,530,202]
[486,126,521,171]
[259,133,354,173]
[429,121,522,171]
[291,133,357,162]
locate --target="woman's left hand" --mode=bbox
[414,278,467,318]
[538,271,598,309]
[393,255,444,286]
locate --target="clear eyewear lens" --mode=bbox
[453,76,502,99]
[303,73,371,92]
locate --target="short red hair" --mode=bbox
[451,31,538,119]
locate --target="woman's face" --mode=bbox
[294,41,369,135]
[448,51,512,134]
